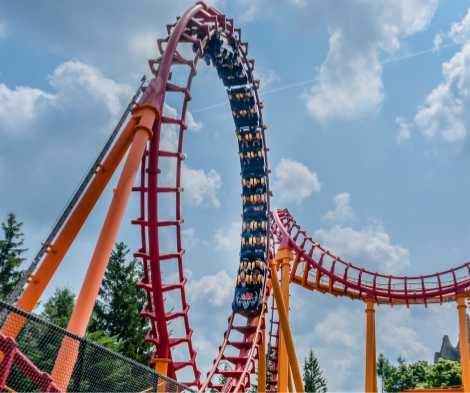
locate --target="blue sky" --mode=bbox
[0,1,469,391]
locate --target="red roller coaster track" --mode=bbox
[131,2,271,389]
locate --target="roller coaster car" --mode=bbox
[242,196,267,218]
[240,235,266,259]
[231,106,258,128]
[242,218,267,233]
[240,151,264,174]
[237,128,262,149]
[227,87,255,106]
[241,174,266,194]
[217,64,250,87]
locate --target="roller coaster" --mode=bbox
[0,2,469,392]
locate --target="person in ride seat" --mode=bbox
[251,270,261,288]
[237,271,247,288]
[240,259,250,275]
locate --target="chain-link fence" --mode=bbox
[0,300,193,392]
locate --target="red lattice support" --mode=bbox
[0,331,61,392]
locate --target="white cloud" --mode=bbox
[377,307,429,358]
[213,222,241,251]
[414,42,470,142]
[186,111,202,132]
[0,59,132,133]
[435,7,470,49]
[49,60,132,122]
[0,85,54,130]
[314,307,362,348]
[181,163,222,208]
[314,219,410,274]
[186,270,234,306]
[303,0,438,121]
[159,104,221,208]
[396,116,412,144]
[273,158,321,205]
[322,192,355,223]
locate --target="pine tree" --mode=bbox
[0,212,27,301]
[40,286,76,328]
[303,349,327,393]
[88,242,151,364]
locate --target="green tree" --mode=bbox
[377,353,393,392]
[0,212,27,300]
[303,349,327,393]
[88,242,151,364]
[421,359,461,388]
[40,285,76,328]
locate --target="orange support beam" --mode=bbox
[1,116,138,339]
[456,294,470,391]
[276,246,292,393]
[365,298,377,393]
[269,259,304,393]
[51,104,158,391]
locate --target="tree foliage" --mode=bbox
[88,242,151,364]
[423,358,461,388]
[40,285,76,328]
[0,212,27,301]
[303,349,327,393]
[377,353,462,392]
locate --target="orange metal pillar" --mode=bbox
[276,246,292,393]
[155,358,171,392]
[51,104,158,391]
[269,259,304,393]
[456,294,470,391]
[1,117,138,339]
[365,298,377,393]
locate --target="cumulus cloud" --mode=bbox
[435,7,470,49]
[273,158,321,205]
[414,43,470,142]
[186,270,234,306]
[322,192,355,223]
[181,163,222,208]
[314,307,362,348]
[377,307,430,358]
[396,116,412,144]
[213,222,241,251]
[159,103,221,208]
[0,59,132,133]
[0,85,54,131]
[314,219,410,274]
[186,111,202,131]
[303,0,438,121]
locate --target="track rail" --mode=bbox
[133,3,271,389]
[272,208,470,305]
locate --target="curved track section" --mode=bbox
[272,208,470,305]
[131,3,271,389]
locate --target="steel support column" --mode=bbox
[365,298,377,393]
[457,294,470,391]
[50,104,158,391]
[269,259,304,393]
